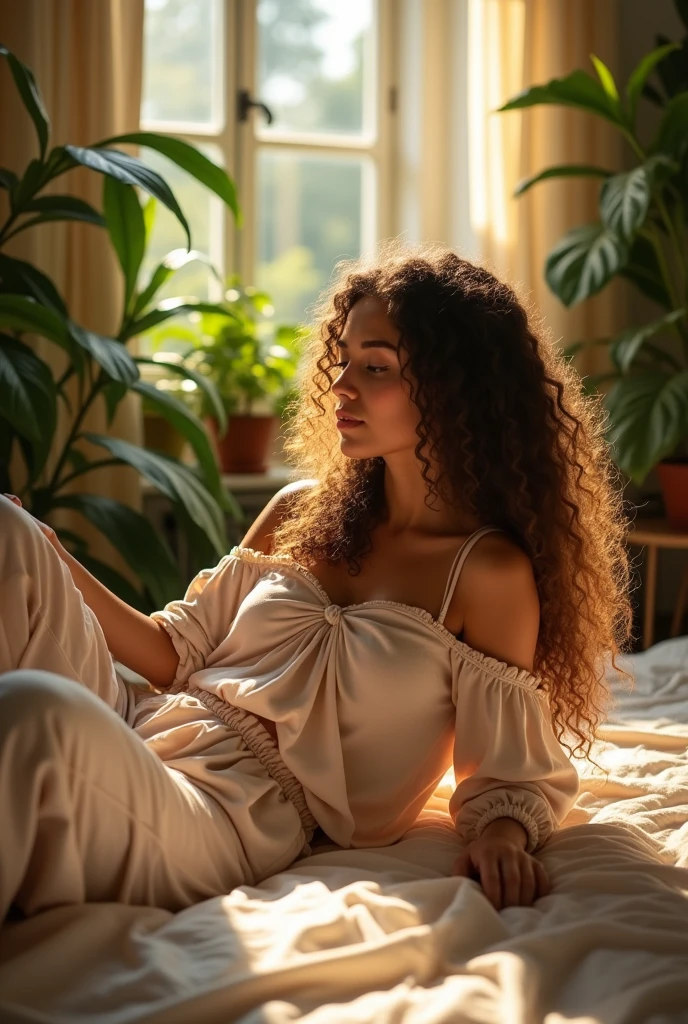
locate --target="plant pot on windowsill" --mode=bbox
[206,413,281,474]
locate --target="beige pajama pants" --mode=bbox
[0,495,311,921]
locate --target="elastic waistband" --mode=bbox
[187,686,318,843]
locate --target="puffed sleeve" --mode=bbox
[449,652,580,854]
[149,549,264,692]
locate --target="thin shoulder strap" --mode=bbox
[437,525,505,625]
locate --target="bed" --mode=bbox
[1,636,687,1023]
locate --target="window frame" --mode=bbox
[139,0,398,310]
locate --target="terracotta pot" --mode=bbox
[656,458,688,529]
[207,414,280,474]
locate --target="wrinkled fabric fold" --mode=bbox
[188,685,318,843]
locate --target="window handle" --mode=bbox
[237,90,274,125]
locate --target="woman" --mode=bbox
[0,244,634,921]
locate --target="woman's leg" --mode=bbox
[0,672,307,920]
[0,497,308,918]
[0,495,129,715]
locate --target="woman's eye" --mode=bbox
[333,361,387,374]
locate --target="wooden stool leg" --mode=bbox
[670,563,688,638]
[643,545,658,650]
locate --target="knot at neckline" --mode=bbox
[324,604,342,625]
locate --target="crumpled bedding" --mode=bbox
[1,636,687,1024]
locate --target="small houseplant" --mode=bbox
[498,1,688,526]
[146,279,304,473]
[0,45,245,609]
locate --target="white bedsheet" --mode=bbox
[1,637,687,1023]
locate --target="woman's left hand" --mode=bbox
[450,835,551,910]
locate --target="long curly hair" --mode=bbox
[272,241,637,764]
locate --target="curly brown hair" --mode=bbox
[272,241,637,764]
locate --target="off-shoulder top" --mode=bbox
[150,526,580,853]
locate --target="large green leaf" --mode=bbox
[619,234,672,310]
[609,309,685,373]
[21,194,105,229]
[627,43,681,124]
[51,493,183,608]
[131,379,236,514]
[514,164,612,197]
[604,371,688,484]
[121,299,238,341]
[10,158,45,212]
[68,324,140,385]
[0,168,18,190]
[0,47,49,160]
[545,223,629,307]
[590,54,621,109]
[599,162,663,241]
[498,68,628,128]
[653,32,688,101]
[102,177,146,311]
[0,334,56,450]
[83,433,228,556]
[102,380,129,426]
[0,253,67,314]
[0,294,75,354]
[131,249,222,318]
[677,0,688,31]
[61,146,190,249]
[97,132,241,225]
[75,551,148,612]
[653,92,688,158]
[134,355,227,434]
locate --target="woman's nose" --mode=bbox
[332,369,358,398]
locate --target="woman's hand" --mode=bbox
[450,834,551,910]
[3,493,65,554]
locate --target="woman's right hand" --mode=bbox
[3,494,64,553]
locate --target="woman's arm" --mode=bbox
[58,545,180,690]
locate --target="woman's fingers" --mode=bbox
[3,493,22,507]
[516,857,538,907]
[534,859,551,899]
[477,855,502,910]
[451,846,551,910]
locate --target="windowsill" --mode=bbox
[140,462,306,495]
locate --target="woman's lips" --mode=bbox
[336,416,364,430]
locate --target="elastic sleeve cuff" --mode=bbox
[149,614,200,694]
[467,803,544,854]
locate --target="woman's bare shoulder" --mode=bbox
[239,478,319,553]
[454,533,540,671]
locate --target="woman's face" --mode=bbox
[331,295,421,460]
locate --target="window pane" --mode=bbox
[141,0,222,127]
[256,0,375,137]
[257,150,374,324]
[137,144,225,355]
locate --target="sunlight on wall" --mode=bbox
[467,0,525,263]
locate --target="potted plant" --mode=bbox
[0,45,245,609]
[147,279,304,474]
[498,2,688,526]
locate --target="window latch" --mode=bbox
[237,90,274,125]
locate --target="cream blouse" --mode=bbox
[150,531,580,853]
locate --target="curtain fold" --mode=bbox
[466,0,627,376]
[0,0,145,575]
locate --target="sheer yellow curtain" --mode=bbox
[0,0,145,573]
[466,0,626,375]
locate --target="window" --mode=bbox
[139,0,396,347]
